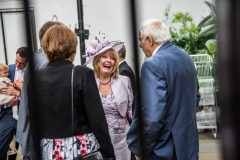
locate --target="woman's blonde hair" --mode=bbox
[41,24,78,61]
[0,63,8,71]
[92,48,119,79]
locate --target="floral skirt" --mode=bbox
[40,133,100,160]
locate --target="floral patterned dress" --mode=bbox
[41,133,100,160]
[99,91,131,160]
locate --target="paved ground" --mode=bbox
[15,131,221,160]
[199,131,221,160]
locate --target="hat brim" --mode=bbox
[84,41,124,65]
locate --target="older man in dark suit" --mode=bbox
[127,19,199,159]
[0,46,29,160]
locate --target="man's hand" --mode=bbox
[1,86,20,97]
[14,80,23,91]
[7,97,19,107]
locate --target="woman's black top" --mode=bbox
[28,60,114,158]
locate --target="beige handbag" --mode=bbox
[7,135,18,155]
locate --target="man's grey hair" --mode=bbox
[139,19,171,44]
[118,45,126,58]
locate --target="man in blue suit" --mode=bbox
[127,19,199,160]
[0,47,29,160]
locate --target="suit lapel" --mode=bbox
[111,77,129,117]
[9,64,16,82]
[97,77,128,117]
[119,61,127,71]
[96,77,124,105]
[120,61,127,67]
[111,78,123,106]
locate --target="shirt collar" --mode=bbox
[15,67,25,72]
[152,43,164,56]
[119,60,125,66]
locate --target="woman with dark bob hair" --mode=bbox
[28,25,115,160]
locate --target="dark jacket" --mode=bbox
[28,60,115,158]
[119,61,136,96]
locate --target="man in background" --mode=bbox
[118,45,136,160]
[16,21,62,160]
[0,46,29,160]
[118,45,136,99]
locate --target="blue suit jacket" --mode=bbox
[127,42,199,160]
[8,64,16,82]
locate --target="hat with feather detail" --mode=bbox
[82,32,124,65]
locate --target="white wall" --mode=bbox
[0,16,5,63]
[3,12,27,64]
[29,0,215,72]
[0,1,23,9]
[0,0,23,64]
[1,0,215,74]
[28,0,79,64]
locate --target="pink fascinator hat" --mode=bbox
[82,33,124,65]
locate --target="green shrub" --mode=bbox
[163,1,217,57]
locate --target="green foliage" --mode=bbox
[205,39,217,54]
[172,12,193,27]
[164,1,217,56]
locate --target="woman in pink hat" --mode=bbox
[84,35,134,160]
